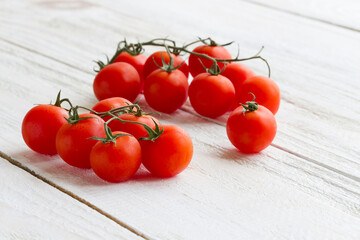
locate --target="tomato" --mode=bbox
[188,44,232,77]
[91,97,132,123]
[109,113,161,140]
[90,132,141,183]
[221,63,255,110]
[22,105,68,155]
[143,51,189,80]
[226,105,277,153]
[140,125,193,177]
[144,69,188,113]
[236,76,280,115]
[56,114,105,168]
[93,62,140,102]
[188,73,235,118]
[114,52,147,91]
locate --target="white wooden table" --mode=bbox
[1,0,360,239]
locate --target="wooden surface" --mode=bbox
[1,0,359,239]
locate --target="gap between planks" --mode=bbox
[240,0,360,33]
[0,151,152,240]
[2,36,360,186]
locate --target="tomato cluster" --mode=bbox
[22,93,193,183]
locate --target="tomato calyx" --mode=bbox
[240,92,259,115]
[152,45,185,73]
[65,106,96,125]
[89,121,131,145]
[198,59,225,76]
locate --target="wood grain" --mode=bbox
[0,157,144,240]
[0,36,359,239]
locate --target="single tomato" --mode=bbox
[56,114,105,168]
[144,69,188,113]
[91,97,132,122]
[226,103,277,153]
[188,44,231,77]
[140,125,193,178]
[93,62,140,102]
[90,132,141,183]
[22,104,68,155]
[236,76,280,115]
[143,51,189,80]
[188,72,235,118]
[114,52,147,91]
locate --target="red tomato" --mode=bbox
[93,62,140,102]
[140,125,193,177]
[144,69,188,113]
[56,114,105,168]
[22,105,68,155]
[90,132,141,183]
[188,44,232,78]
[91,97,132,122]
[236,76,280,115]
[109,113,161,140]
[221,63,255,109]
[114,52,147,91]
[143,51,189,80]
[188,73,235,118]
[226,105,277,153]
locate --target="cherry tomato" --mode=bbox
[221,63,255,109]
[91,97,132,123]
[90,132,141,183]
[114,52,147,91]
[236,76,280,115]
[56,114,105,168]
[93,62,140,102]
[226,105,277,153]
[143,51,189,80]
[140,125,193,177]
[144,69,188,113]
[188,44,232,77]
[22,105,68,155]
[188,73,235,118]
[109,113,161,140]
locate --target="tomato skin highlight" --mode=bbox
[236,76,280,115]
[144,69,188,113]
[56,114,105,169]
[22,105,69,155]
[114,52,147,92]
[143,51,189,80]
[93,62,140,102]
[140,125,193,178]
[226,105,277,153]
[221,63,255,110]
[188,73,235,118]
[90,132,141,183]
[188,45,232,78]
[110,113,161,140]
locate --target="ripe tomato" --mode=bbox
[114,52,147,91]
[143,51,189,80]
[236,76,280,115]
[188,73,235,118]
[93,62,140,102]
[221,63,255,109]
[188,44,232,77]
[144,69,188,113]
[140,125,193,177]
[90,132,141,183]
[56,114,105,168]
[91,97,132,123]
[109,113,161,140]
[226,105,277,153]
[22,105,68,155]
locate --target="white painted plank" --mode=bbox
[0,0,359,179]
[0,158,144,240]
[0,34,359,240]
[241,0,360,31]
